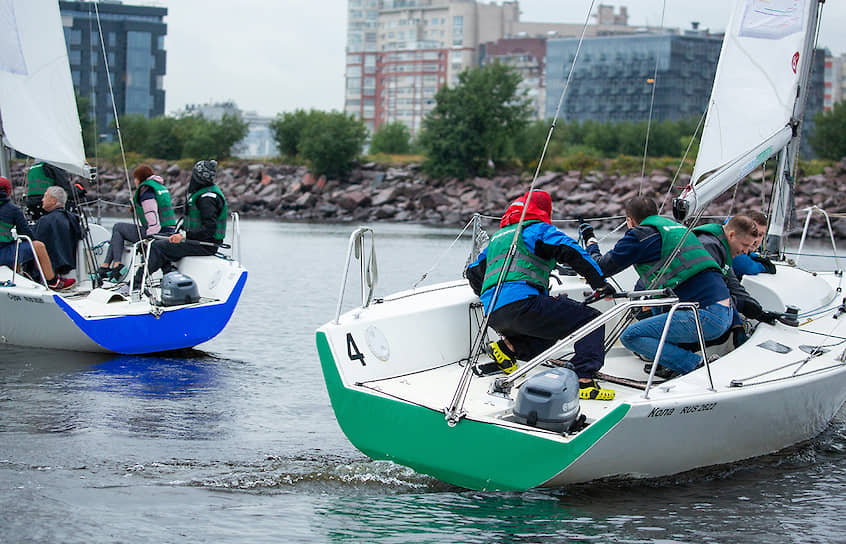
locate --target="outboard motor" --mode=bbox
[513,364,580,433]
[160,271,200,306]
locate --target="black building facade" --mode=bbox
[59,1,167,140]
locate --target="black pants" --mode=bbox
[488,294,605,379]
[105,222,142,264]
[146,239,217,275]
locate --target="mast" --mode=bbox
[0,111,9,179]
[766,0,823,256]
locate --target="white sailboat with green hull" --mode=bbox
[316,0,846,490]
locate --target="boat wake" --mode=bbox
[163,454,453,493]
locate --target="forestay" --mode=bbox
[0,0,87,176]
[690,0,812,192]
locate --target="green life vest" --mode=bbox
[0,202,14,243]
[481,220,555,294]
[185,185,227,243]
[692,223,732,276]
[635,215,720,289]
[26,162,52,197]
[133,177,176,230]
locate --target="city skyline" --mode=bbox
[162,0,845,118]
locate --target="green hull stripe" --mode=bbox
[316,331,630,490]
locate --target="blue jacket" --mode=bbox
[732,252,767,279]
[467,221,605,314]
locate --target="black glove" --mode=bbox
[578,222,596,245]
[751,254,777,274]
[739,298,764,321]
[594,282,616,299]
[757,311,780,325]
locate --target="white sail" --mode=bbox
[0,0,87,176]
[691,0,812,188]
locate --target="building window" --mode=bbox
[125,31,153,115]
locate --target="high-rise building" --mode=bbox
[345,1,642,137]
[824,52,846,112]
[58,1,167,141]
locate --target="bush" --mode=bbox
[810,102,846,160]
[269,109,313,158]
[298,111,368,179]
[369,122,412,154]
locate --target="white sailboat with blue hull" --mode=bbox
[316,0,846,490]
[0,0,247,354]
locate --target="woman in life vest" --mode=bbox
[97,165,176,282]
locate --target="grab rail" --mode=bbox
[5,235,49,290]
[334,227,378,324]
[230,212,242,263]
[445,292,719,425]
[796,205,842,272]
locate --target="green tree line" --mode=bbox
[78,63,846,179]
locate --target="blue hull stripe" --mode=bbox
[53,271,247,354]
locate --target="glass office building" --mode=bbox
[59,1,167,140]
[546,34,723,123]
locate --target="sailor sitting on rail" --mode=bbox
[583,197,731,378]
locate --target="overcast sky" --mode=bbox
[161,0,845,118]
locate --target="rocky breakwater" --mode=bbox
[8,158,846,238]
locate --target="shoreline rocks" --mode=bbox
[7,158,846,238]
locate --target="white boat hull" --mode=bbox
[317,263,846,490]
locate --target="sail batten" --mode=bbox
[0,0,87,176]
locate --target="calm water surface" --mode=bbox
[1,220,845,543]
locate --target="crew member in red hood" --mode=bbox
[466,189,615,400]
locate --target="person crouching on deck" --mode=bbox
[465,189,616,401]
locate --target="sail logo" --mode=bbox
[792,52,800,74]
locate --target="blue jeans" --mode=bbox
[620,302,733,374]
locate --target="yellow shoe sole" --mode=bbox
[579,386,615,401]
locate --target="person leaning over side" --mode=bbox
[133,160,226,287]
[0,177,74,290]
[98,165,177,282]
[582,197,732,378]
[466,189,617,401]
[693,215,780,328]
[731,210,777,280]
[34,186,82,277]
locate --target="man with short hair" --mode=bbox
[34,186,82,276]
[693,215,778,324]
[584,197,732,377]
[732,210,776,278]
[0,177,74,290]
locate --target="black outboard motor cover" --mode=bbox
[160,271,200,306]
[513,366,581,433]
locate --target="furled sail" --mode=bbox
[0,0,87,176]
[678,0,815,218]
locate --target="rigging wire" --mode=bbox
[639,0,667,188]
[93,2,150,288]
[446,0,598,424]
